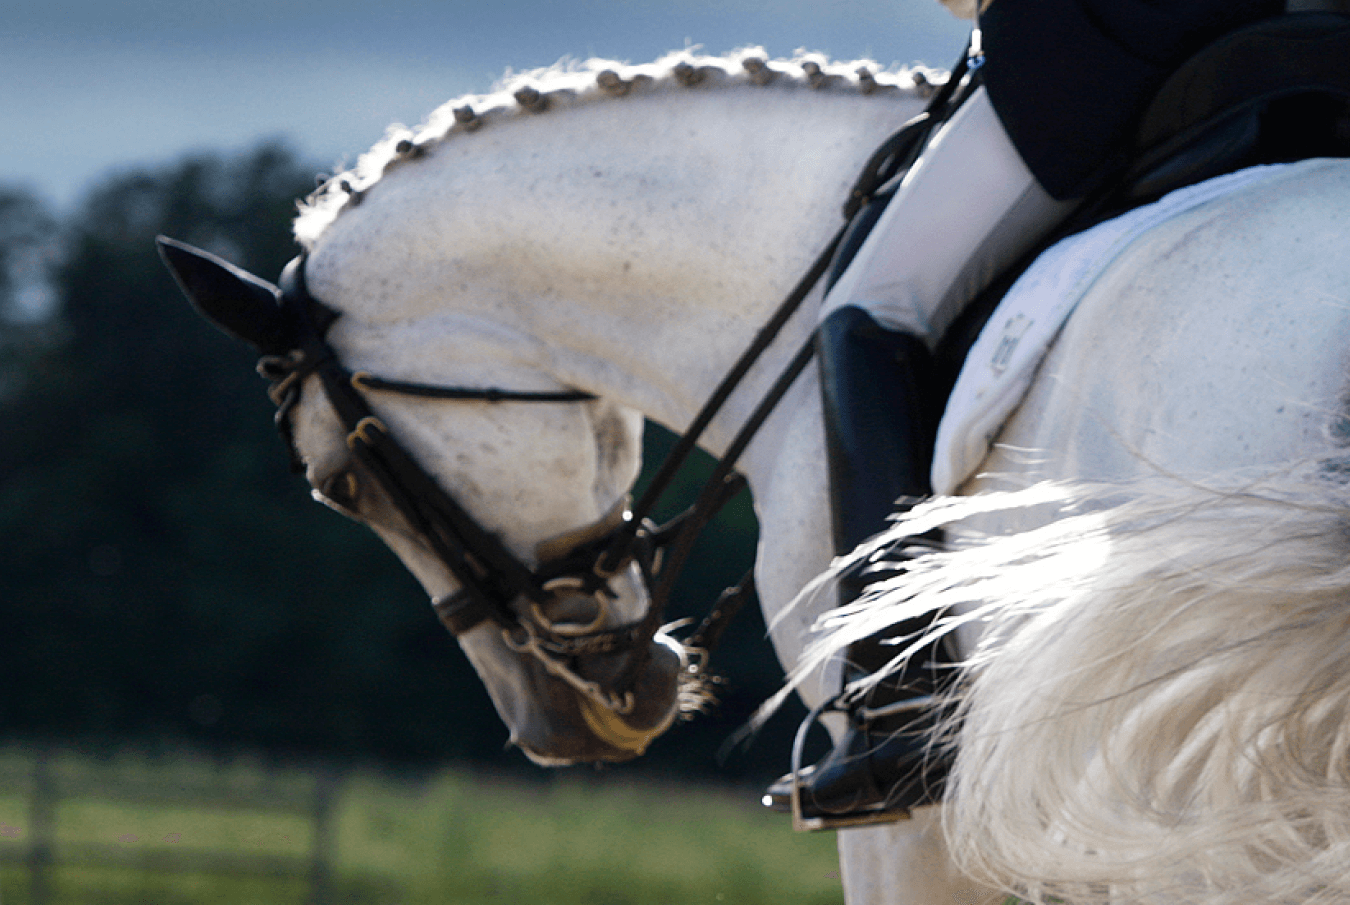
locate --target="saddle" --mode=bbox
[1127,11,1350,207]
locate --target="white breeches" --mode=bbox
[820,87,1075,343]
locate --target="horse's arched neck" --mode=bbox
[304,78,925,457]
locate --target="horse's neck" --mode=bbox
[304,73,924,456]
[302,70,925,691]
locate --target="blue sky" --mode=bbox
[2,1,967,211]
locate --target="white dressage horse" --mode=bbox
[161,51,1350,905]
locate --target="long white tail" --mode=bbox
[800,463,1350,904]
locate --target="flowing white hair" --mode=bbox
[791,460,1350,904]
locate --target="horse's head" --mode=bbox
[159,237,688,765]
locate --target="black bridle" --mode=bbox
[258,238,805,714]
[261,254,715,714]
[255,52,975,718]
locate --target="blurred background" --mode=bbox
[1,1,967,902]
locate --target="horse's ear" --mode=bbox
[157,236,293,354]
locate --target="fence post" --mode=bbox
[307,767,341,905]
[27,745,54,905]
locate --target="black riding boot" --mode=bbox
[763,305,957,829]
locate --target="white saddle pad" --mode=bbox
[931,164,1290,495]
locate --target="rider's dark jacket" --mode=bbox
[981,0,1286,199]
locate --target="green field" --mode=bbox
[0,746,843,905]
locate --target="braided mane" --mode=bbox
[293,48,941,246]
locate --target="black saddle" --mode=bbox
[1125,10,1350,207]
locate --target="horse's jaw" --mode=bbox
[445,604,685,765]
[461,626,686,765]
[285,340,678,760]
[366,519,684,764]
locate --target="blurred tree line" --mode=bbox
[0,144,811,783]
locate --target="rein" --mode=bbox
[255,51,975,721]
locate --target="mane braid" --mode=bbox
[293,49,942,246]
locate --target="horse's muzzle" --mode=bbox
[513,633,685,765]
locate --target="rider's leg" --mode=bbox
[768,86,1076,824]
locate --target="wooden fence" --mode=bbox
[0,745,344,905]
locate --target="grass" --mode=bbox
[0,746,843,904]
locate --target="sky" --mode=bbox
[2,0,969,212]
